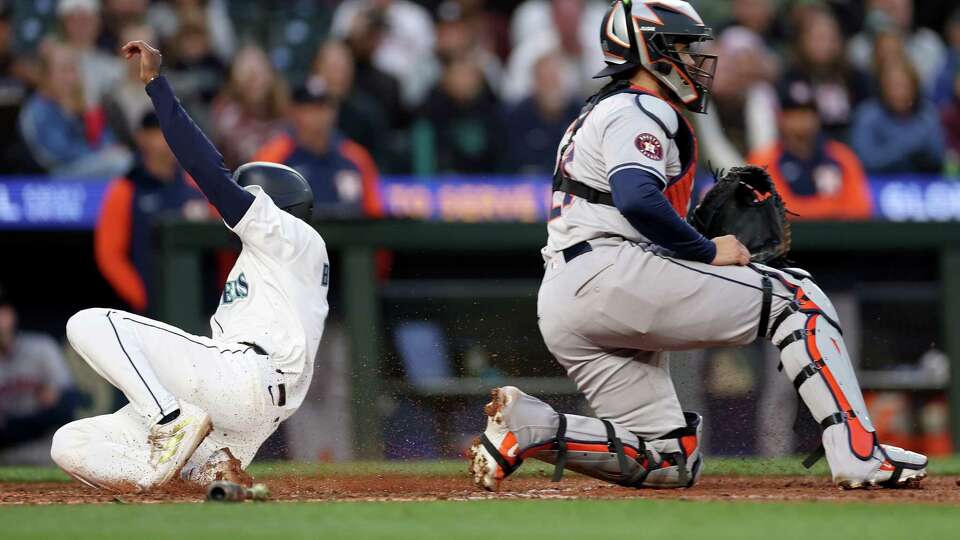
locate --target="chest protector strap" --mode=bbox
[553,81,696,212]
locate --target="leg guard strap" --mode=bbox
[552,413,568,482]
[602,419,633,481]
[768,300,799,339]
[776,328,816,352]
[791,359,826,391]
[758,275,773,340]
[802,410,861,469]
[481,434,522,476]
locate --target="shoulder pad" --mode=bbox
[634,94,679,138]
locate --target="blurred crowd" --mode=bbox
[2,0,959,462]
[0,0,958,211]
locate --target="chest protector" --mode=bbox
[553,81,698,217]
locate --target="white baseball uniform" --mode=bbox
[51,186,329,490]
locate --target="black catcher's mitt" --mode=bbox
[688,165,791,265]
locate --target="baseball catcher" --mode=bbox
[50,41,329,492]
[469,0,926,491]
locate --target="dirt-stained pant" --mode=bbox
[537,239,795,440]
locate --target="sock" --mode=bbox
[158,409,181,425]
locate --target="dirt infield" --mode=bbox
[2,473,958,505]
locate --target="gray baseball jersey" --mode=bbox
[544,92,684,260]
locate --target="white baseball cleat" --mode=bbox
[468,386,522,492]
[138,402,212,492]
[181,448,253,488]
[831,442,927,489]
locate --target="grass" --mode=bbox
[2,457,958,540]
[1,499,959,540]
[5,454,960,484]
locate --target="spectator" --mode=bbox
[939,66,960,174]
[718,0,785,51]
[103,23,156,148]
[332,0,437,106]
[0,285,81,464]
[57,0,123,109]
[435,1,502,98]
[412,56,500,175]
[312,40,389,168]
[18,42,132,177]
[341,7,407,129]
[95,112,208,313]
[502,0,607,103]
[777,7,872,143]
[851,59,945,174]
[932,9,960,107]
[211,46,289,168]
[501,52,579,175]
[253,77,383,219]
[695,27,778,171]
[748,81,872,220]
[848,0,946,90]
[97,0,149,52]
[0,1,41,173]
[148,0,236,64]
[163,10,227,131]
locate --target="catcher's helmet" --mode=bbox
[595,0,716,114]
[233,162,314,222]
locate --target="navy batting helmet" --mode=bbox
[596,0,716,114]
[233,162,314,222]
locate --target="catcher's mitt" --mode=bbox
[688,165,791,265]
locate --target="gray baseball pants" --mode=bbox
[537,239,794,439]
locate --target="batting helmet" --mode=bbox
[595,0,716,114]
[233,162,314,222]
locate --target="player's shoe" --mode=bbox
[181,448,253,488]
[824,425,927,489]
[468,386,522,491]
[138,402,212,492]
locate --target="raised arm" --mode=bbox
[121,40,253,227]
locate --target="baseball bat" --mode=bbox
[206,481,270,502]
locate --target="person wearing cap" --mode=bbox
[747,80,872,220]
[57,0,123,109]
[253,77,382,219]
[95,111,207,314]
[18,40,132,177]
[0,286,80,463]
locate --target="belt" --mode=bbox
[562,241,593,263]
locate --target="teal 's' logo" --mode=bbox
[222,273,249,304]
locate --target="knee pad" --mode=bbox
[765,270,877,465]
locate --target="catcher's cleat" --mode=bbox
[138,402,212,492]
[831,440,927,490]
[182,448,253,488]
[468,386,522,491]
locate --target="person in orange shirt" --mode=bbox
[95,112,206,313]
[253,77,382,219]
[748,80,873,220]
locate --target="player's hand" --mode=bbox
[121,40,163,85]
[710,235,750,266]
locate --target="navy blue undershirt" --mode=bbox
[609,168,716,264]
[146,75,253,227]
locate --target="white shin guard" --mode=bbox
[764,269,883,481]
